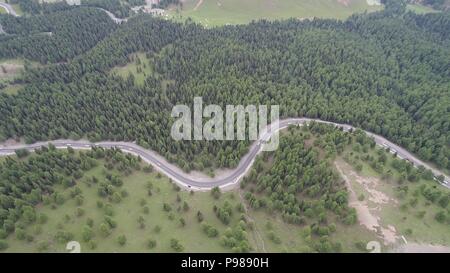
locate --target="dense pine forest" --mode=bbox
[405,0,450,11]
[0,2,449,173]
[242,123,358,230]
[5,0,146,18]
[0,7,117,63]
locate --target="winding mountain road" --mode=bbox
[97,8,128,24]
[0,3,447,189]
[0,118,448,191]
[0,1,127,24]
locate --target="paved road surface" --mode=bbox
[97,8,128,24]
[0,1,126,24]
[0,1,19,34]
[0,2,18,17]
[1,118,448,191]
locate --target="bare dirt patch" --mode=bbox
[0,138,22,147]
[0,63,23,80]
[393,243,450,253]
[335,160,399,245]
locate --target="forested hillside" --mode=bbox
[0,7,117,63]
[0,126,377,253]
[241,123,357,227]
[0,6,449,173]
[5,0,145,18]
[406,0,450,11]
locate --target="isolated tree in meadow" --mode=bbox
[182,201,189,212]
[153,225,161,233]
[197,211,204,223]
[82,226,93,242]
[170,238,184,252]
[163,203,172,212]
[99,223,111,237]
[15,149,30,158]
[0,240,8,250]
[117,235,127,246]
[211,187,221,199]
[435,211,447,223]
[147,239,157,249]
[137,216,145,229]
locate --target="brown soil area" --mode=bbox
[335,160,399,245]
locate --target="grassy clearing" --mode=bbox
[1,84,23,95]
[168,0,383,26]
[1,161,376,252]
[250,208,378,252]
[0,59,31,96]
[10,4,23,16]
[339,144,450,249]
[110,52,153,86]
[1,142,378,253]
[2,159,251,252]
[0,59,25,80]
[0,6,7,14]
[406,4,440,14]
[110,52,175,89]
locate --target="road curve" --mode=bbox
[0,5,447,191]
[0,1,19,34]
[0,2,18,17]
[96,8,128,24]
[0,1,126,24]
[0,118,448,191]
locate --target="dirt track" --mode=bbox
[194,0,204,11]
[335,160,399,245]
